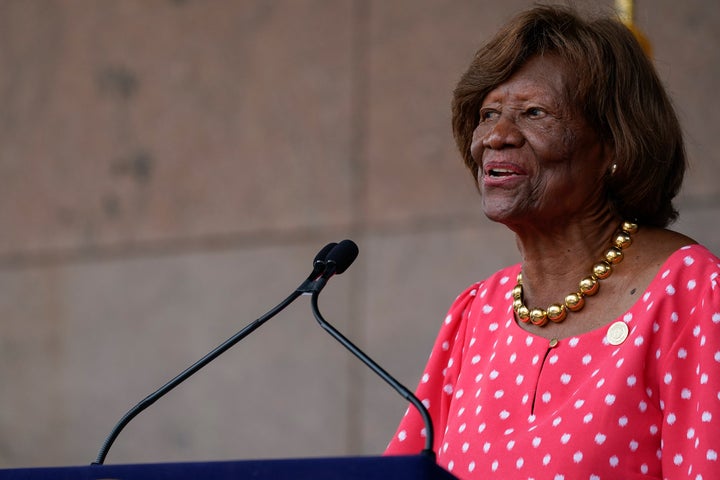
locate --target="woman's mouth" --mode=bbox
[487,167,518,177]
[482,163,526,186]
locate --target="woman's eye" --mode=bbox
[479,109,499,121]
[526,107,545,118]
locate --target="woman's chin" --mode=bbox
[481,200,524,225]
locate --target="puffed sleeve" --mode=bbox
[384,282,480,455]
[655,249,720,477]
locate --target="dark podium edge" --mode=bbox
[0,454,459,480]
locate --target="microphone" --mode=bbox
[92,242,338,465]
[323,239,358,275]
[312,242,339,274]
[307,239,436,460]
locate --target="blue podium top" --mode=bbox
[0,454,458,480]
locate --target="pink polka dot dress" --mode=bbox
[386,245,720,479]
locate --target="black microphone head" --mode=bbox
[325,239,359,275]
[313,242,338,269]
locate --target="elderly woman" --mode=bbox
[385,5,720,479]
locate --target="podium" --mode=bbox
[0,454,458,480]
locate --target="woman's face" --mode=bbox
[470,55,611,229]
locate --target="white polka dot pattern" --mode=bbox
[386,245,720,479]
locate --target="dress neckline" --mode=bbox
[506,244,707,345]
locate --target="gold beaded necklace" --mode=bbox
[512,221,638,327]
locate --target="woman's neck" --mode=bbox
[512,213,622,308]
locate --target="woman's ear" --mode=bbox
[601,141,617,178]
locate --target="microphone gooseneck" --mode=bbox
[92,242,338,466]
[308,240,436,460]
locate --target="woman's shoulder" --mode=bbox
[636,227,715,263]
[433,264,522,363]
[447,264,522,315]
[641,239,720,310]
[643,227,719,275]
[625,228,716,289]
[664,242,720,268]
[652,242,720,290]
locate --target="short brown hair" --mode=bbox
[451,5,685,227]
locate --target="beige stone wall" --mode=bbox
[0,0,718,468]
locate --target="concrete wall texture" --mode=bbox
[0,0,718,468]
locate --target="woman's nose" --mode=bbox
[481,114,524,150]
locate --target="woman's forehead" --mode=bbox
[483,55,574,104]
